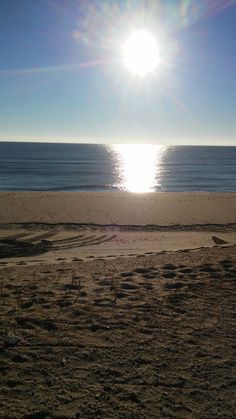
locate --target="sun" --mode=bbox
[122,29,160,78]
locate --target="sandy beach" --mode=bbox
[1,192,236,225]
[0,192,236,418]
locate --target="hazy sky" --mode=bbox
[0,0,236,145]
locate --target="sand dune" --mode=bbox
[0,192,236,225]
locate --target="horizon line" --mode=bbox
[0,138,235,146]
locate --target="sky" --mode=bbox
[0,0,236,145]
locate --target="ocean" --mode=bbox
[0,142,235,192]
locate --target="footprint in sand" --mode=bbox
[164,282,185,290]
[133,267,150,274]
[179,267,193,274]
[120,282,139,290]
[116,291,127,299]
[120,271,134,278]
[142,283,154,290]
[162,264,177,270]
[20,301,34,309]
[142,273,157,279]
[128,295,142,301]
[98,279,110,286]
[162,272,176,279]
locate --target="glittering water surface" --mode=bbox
[110,144,164,192]
[0,142,235,192]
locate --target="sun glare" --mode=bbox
[112,144,163,193]
[122,29,160,78]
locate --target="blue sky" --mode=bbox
[0,0,236,145]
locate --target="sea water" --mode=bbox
[0,142,235,192]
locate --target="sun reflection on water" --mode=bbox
[111,144,164,193]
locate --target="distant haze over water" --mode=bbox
[0,142,235,192]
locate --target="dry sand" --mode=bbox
[0,192,236,418]
[0,192,236,225]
